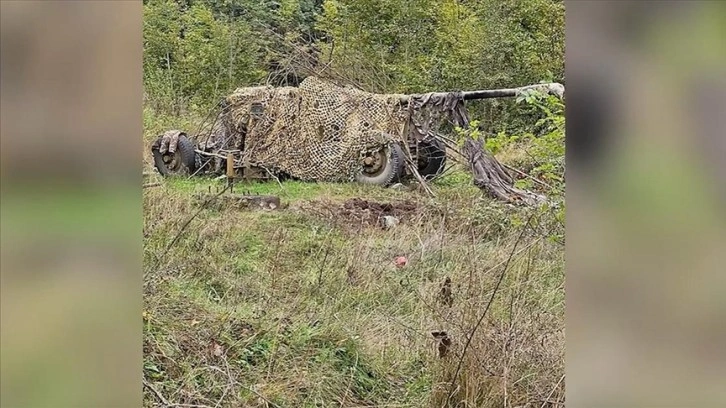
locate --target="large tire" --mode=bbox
[355,143,405,187]
[417,137,447,180]
[152,134,197,176]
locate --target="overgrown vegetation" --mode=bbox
[143,0,564,133]
[143,0,565,407]
[143,176,564,407]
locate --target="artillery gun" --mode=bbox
[151,77,563,187]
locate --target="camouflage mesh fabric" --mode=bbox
[211,76,409,182]
[154,130,184,154]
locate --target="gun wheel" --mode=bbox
[152,134,197,176]
[355,144,405,187]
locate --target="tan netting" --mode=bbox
[154,77,562,205]
[205,76,409,181]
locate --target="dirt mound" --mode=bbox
[344,197,416,214]
[297,197,419,229]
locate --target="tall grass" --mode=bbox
[143,139,564,407]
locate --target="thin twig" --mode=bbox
[258,164,283,188]
[213,356,234,408]
[144,379,170,407]
[437,135,467,159]
[539,374,565,408]
[148,184,230,273]
[316,240,332,289]
[188,158,213,178]
[404,156,436,197]
[144,380,213,408]
[195,150,232,160]
[169,404,214,408]
[503,163,554,190]
[444,213,535,406]
[427,162,457,182]
[200,102,228,149]
[385,315,428,338]
[205,366,281,408]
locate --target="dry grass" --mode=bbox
[142,110,564,408]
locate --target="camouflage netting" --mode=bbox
[153,76,562,205]
[204,76,410,182]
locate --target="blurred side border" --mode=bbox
[1,1,142,407]
[566,1,726,406]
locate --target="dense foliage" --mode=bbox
[143,0,564,133]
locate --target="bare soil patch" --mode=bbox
[295,197,419,229]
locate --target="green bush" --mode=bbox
[143,0,564,136]
[143,0,266,114]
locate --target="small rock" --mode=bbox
[381,215,400,229]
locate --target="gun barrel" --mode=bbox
[399,82,564,103]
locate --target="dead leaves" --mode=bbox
[438,276,453,307]
[431,331,452,358]
[432,277,455,359]
[209,339,224,358]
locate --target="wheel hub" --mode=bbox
[361,149,387,176]
[161,151,181,171]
